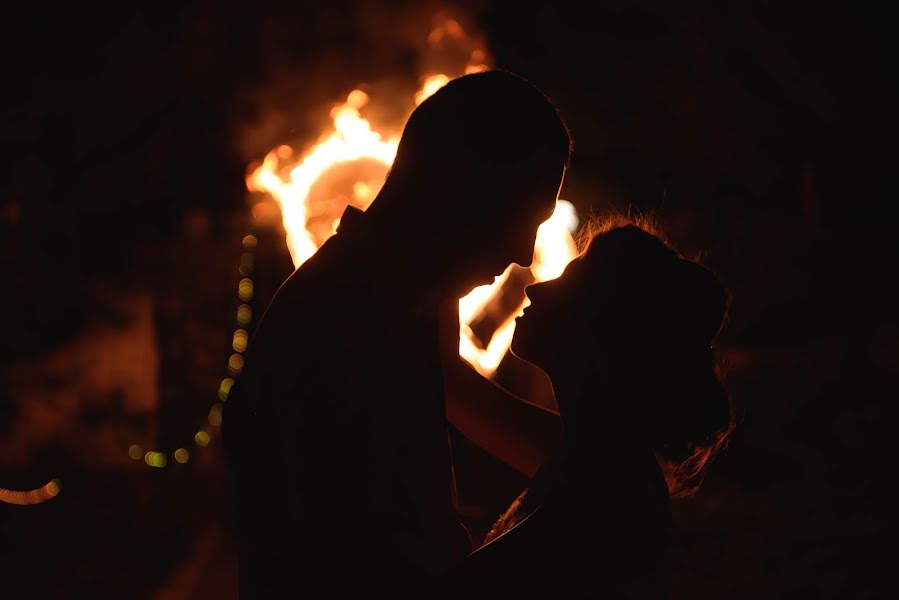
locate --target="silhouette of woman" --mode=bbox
[441,218,733,598]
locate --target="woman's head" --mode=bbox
[512,217,732,496]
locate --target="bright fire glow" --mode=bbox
[247,90,399,268]
[458,201,578,376]
[415,74,451,106]
[246,22,578,377]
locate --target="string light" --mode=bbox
[124,227,256,467]
[144,451,168,468]
[0,479,61,505]
[208,403,224,426]
[227,353,244,375]
[232,329,249,353]
[237,304,252,327]
[239,253,254,277]
[218,378,234,402]
[238,278,254,302]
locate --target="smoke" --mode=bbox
[233,1,491,169]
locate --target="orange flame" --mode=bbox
[458,200,578,377]
[246,21,578,377]
[247,90,399,268]
[414,74,451,106]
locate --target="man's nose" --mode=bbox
[517,245,535,268]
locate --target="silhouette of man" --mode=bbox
[223,71,570,597]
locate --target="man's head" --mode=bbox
[368,70,571,296]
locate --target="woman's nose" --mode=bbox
[524,281,546,304]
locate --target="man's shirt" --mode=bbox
[224,207,470,596]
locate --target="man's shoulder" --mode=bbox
[283,234,375,296]
[267,243,358,316]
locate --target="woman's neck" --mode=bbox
[551,372,650,463]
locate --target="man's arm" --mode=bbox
[439,301,563,478]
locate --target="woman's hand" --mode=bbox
[438,299,563,478]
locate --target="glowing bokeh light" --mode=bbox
[228,353,244,375]
[208,403,223,427]
[0,479,60,505]
[219,378,235,402]
[144,451,167,468]
[239,253,255,277]
[237,304,253,327]
[238,278,254,302]
[232,329,249,353]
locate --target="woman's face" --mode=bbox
[512,258,594,377]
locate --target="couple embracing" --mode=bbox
[223,71,732,599]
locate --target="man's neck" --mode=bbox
[341,205,444,313]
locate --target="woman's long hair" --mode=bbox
[576,213,734,498]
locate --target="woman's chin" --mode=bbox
[510,335,533,364]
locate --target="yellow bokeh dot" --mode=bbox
[242,234,257,250]
[174,448,190,464]
[237,304,252,326]
[128,444,143,460]
[239,253,254,277]
[228,353,244,375]
[208,403,223,426]
[195,430,211,447]
[145,451,167,467]
[219,378,234,402]
[232,329,248,353]
[238,278,254,302]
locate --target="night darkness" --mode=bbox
[1,1,896,597]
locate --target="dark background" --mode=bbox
[1,1,895,597]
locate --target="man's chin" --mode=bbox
[451,277,493,298]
